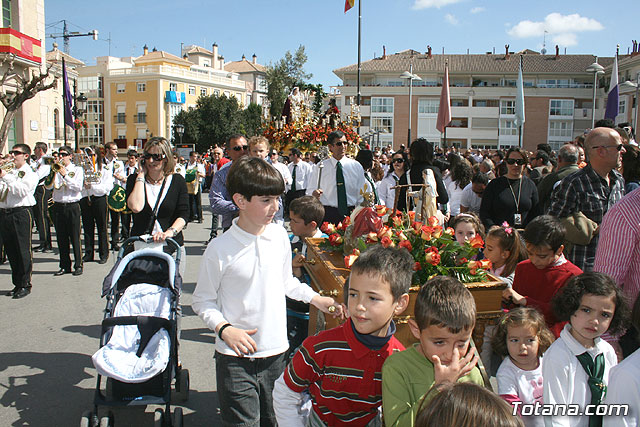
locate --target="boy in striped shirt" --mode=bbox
[273,246,413,426]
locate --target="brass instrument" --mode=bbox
[42,156,56,166]
[74,150,100,184]
[51,162,64,173]
[0,160,15,172]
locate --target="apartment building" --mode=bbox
[0,0,47,150]
[77,44,247,149]
[333,47,620,152]
[224,54,268,110]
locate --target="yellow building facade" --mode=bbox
[78,46,247,149]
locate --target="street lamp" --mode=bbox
[72,82,87,151]
[620,80,639,133]
[586,60,605,129]
[400,64,422,145]
[175,124,185,144]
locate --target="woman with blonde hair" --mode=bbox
[126,137,188,260]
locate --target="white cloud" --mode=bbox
[507,13,603,46]
[470,7,485,14]
[445,13,459,25]
[413,0,463,10]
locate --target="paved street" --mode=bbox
[0,201,222,426]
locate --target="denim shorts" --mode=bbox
[215,351,287,427]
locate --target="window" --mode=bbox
[473,99,499,107]
[549,121,573,138]
[256,75,267,91]
[549,99,574,117]
[86,101,103,122]
[418,99,439,114]
[188,86,195,95]
[200,88,207,96]
[451,99,468,107]
[499,119,517,136]
[117,129,126,140]
[116,84,125,93]
[115,105,126,124]
[371,117,393,134]
[2,0,10,27]
[169,82,177,91]
[87,124,104,144]
[449,118,468,128]
[53,109,60,140]
[619,99,626,115]
[223,91,230,97]
[371,97,394,113]
[135,105,146,124]
[500,100,515,115]
[214,89,220,96]
[136,82,146,92]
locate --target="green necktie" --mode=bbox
[365,173,379,204]
[291,164,297,192]
[336,161,348,216]
[576,352,606,427]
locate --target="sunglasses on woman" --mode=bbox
[392,158,405,164]
[142,153,166,161]
[505,158,526,166]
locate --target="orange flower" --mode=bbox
[328,233,343,246]
[342,216,351,227]
[412,221,423,233]
[445,227,455,236]
[392,215,403,227]
[398,240,412,251]
[321,222,336,234]
[424,250,441,266]
[413,262,422,271]
[408,211,416,221]
[397,231,408,241]
[377,225,392,239]
[427,216,439,226]
[421,225,433,241]
[469,234,484,249]
[366,232,378,243]
[432,226,443,239]
[380,236,394,248]
[375,205,388,216]
[344,249,360,268]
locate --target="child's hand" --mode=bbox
[433,346,479,385]
[311,295,344,320]
[292,253,305,268]
[220,326,258,357]
[312,189,323,199]
[502,288,526,306]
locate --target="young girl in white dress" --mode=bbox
[543,272,630,427]
[492,307,555,427]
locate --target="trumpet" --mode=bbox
[0,160,15,172]
[51,162,64,173]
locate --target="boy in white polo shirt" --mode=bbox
[192,156,339,426]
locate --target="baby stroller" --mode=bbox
[81,236,189,427]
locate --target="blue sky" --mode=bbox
[46,0,636,89]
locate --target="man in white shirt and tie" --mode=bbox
[121,149,139,241]
[285,148,312,217]
[103,142,125,251]
[306,131,365,224]
[32,142,53,252]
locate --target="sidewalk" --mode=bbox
[0,201,221,426]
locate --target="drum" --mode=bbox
[107,185,128,212]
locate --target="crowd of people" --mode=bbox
[1,118,639,425]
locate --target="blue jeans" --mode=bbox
[215,351,286,427]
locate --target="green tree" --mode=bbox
[265,45,312,119]
[172,95,264,152]
[241,103,263,137]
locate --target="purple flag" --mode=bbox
[604,55,619,121]
[62,58,74,128]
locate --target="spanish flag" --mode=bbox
[345,0,355,12]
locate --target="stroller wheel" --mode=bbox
[80,410,98,427]
[99,412,114,427]
[175,369,190,402]
[173,407,183,427]
[153,409,164,427]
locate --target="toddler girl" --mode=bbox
[485,222,528,288]
[451,213,485,245]
[492,307,554,427]
[543,272,630,426]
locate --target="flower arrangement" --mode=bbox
[74,119,88,130]
[320,207,491,284]
[262,121,361,152]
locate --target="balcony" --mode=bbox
[133,113,147,124]
[108,65,247,90]
[0,28,41,66]
[114,114,126,124]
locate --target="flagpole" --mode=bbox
[356,0,361,134]
[443,126,447,148]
